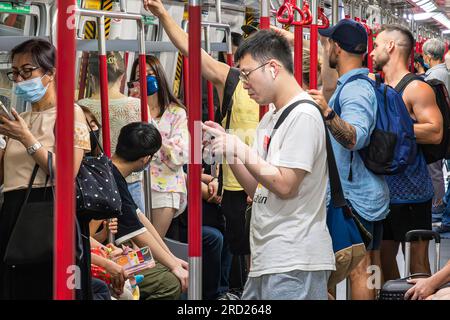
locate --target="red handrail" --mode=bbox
[301,2,312,25]
[187,0,202,299]
[317,7,329,29]
[139,54,149,122]
[99,54,112,157]
[260,0,270,119]
[54,0,76,300]
[226,53,233,67]
[207,80,214,121]
[277,1,294,25]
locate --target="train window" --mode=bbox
[0,3,41,36]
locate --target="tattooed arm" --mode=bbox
[308,89,357,149]
[325,114,357,149]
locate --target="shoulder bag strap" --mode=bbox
[394,73,420,93]
[287,100,347,208]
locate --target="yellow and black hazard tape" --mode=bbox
[173,4,189,98]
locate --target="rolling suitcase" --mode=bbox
[379,230,441,300]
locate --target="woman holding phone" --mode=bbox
[0,39,91,299]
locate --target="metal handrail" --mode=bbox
[181,19,233,55]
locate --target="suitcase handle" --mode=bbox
[405,230,441,277]
[400,273,430,280]
[405,230,441,243]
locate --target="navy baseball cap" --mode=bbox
[318,19,368,54]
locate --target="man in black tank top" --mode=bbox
[371,24,442,284]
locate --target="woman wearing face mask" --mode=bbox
[77,52,147,209]
[0,39,91,299]
[129,55,188,238]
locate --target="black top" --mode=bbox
[111,164,146,245]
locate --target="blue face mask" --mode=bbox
[147,75,159,96]
[424,63,430,69]
[13,74,49,103]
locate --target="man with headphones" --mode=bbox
[203,30,335,300]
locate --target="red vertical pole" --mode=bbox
[410,47,415,73]
[226,53,233,67]
[139,54,149,122]
[55,0,75,300]
[310,26,318,89]
[294,26,303,85]
[137,17,148,122]
[205,27,214,122]
[188,0,202,300]
[97,16,111,157]
[293,0,303,86]
[207,81,214,121]
[365,21,373,73]
[259,0,270,119]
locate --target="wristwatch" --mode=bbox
[26,141,42,155]
[324,109,336,122]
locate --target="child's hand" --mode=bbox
[105,218,118,235]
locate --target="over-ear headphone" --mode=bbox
[270,67,275,79]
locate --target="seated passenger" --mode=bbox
[111,121,188,298]
[77,52,146,210]
[129,55,188,238]
[405,259,450,300]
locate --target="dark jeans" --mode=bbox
[92,277,111,300]
[202,226,232,300]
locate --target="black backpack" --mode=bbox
[395,73,450,164]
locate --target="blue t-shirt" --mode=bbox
[328,68,390,221]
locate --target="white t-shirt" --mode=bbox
[249,92,335,277]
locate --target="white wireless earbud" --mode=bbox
[270,67,275,79]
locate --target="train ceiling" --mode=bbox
[3,0,450,35]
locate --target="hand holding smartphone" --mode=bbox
[0,101,15,121]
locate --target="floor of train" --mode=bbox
[335,236,450,300]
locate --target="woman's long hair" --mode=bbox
[130,55,185,118]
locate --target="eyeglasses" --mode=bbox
[239,62,270,84]
[7,66,40,81]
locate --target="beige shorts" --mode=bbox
[151,190,186,218]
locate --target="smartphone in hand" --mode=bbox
[0,100,14,121]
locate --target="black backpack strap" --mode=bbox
[395,73,421,93]
[217,68,240,195]
[216,67,240,127]
[266,100,302,152]
[267,99,347,208]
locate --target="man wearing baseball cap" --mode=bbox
[308,19,390,300]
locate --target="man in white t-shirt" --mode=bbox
[203,30,335,300]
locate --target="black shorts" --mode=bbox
[221,190,250,255]
[382,200,432,242]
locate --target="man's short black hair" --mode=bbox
[234,30,294,74]
[115,122,162,162]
